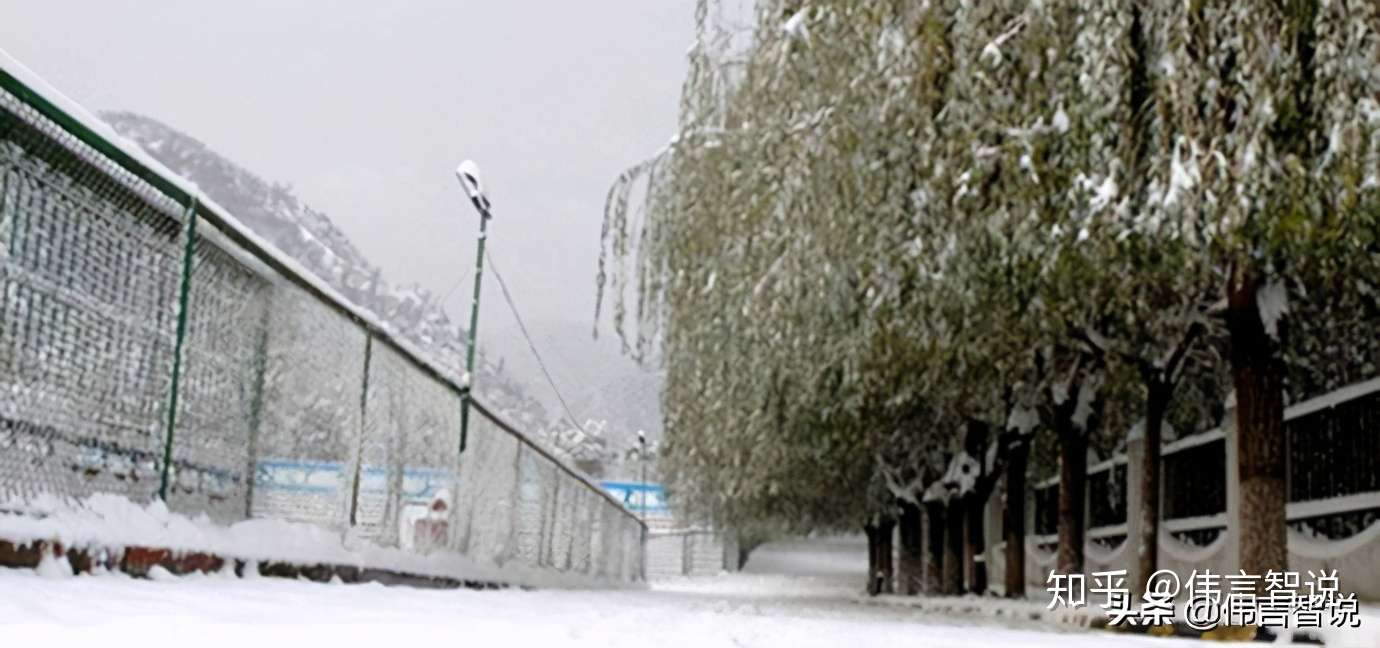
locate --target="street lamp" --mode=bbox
[455,160,492,454]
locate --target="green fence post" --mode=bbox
[242,295,273,519]
[159,198,199,502]
[348,333,374,527]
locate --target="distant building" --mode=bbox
[600,480,674,531]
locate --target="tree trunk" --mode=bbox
[924,501,945,594]
[964,493,986,594]
[1004,441,1028,598]
[1227,268,1288,588]
[1056,425,1087,575]
[897,500,924,595]
[865,522,881,596]
[1132,379,1170,595]
[878,516,896,594]
[960,419,993,595]
[943,500,965,594]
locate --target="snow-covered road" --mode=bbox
[0,539,1200,647]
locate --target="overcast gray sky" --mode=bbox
[2,1,693,425]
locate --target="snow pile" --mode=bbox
[924,453,981,502]
[1257,279,1290,340]
[1005,406,1039,436]
[1159,136,1201,210]
[34,549,73,579]
[1087,176,1118,213]
[0,493,638,591]
[1071,376,1100,431]
[782,9,809,41]
[1051,107,1070,135]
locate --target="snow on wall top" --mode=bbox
[0,493,640,590]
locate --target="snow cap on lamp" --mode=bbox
[456,160,491,213]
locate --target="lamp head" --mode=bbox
[455,160,492,213]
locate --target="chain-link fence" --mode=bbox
[0,61,644,585]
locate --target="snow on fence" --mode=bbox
[0,52,645,587]
[1009,378,1380,600]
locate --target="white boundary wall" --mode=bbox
[981,378,1380,601]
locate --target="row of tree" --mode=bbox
[598,0,1379,595]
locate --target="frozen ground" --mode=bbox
[0,538,1290,647]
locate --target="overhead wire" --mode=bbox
[483,246,589,435]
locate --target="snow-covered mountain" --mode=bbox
[101,111,550,430]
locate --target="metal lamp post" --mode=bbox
[455,160,492,454]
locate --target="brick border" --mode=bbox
[0,538,514,591]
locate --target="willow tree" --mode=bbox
[1128,0,1380,580]
[933,0,1132,576]
[1041,1,1226,593]
[596,1,966,549]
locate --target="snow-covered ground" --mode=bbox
[0,536,1216,648]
